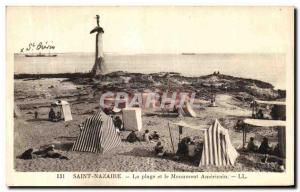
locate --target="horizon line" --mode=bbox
[14,52,285,56]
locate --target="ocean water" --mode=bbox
[14,52,286,89]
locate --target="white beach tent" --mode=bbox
[122,107,142,131]
[171,119,239,166]
[199,119,239,166]
[72,110,122,153]
[177,102,198,118]
[184,102,198,117]
[52,100,73,121]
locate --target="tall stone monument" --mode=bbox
[90,15,105,76]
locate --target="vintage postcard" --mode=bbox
[6,6,294,187]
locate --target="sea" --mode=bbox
[14,52,286,89]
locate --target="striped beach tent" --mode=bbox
[72,110,122,153]
[200,119,239,166]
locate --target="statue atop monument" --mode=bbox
[90,15,104,34]
[91,15,105,76]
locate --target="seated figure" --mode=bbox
[258,137,271,154]
[126,131,140,143]
[154,141,166,157]
[256,109,264,119]
[48,108,56,121]
[142,129,151,142]
[246,137,258,152]
[151,131,160,140]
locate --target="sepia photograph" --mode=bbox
[6,6,295,186]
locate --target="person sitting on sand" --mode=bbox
[18,145,69,160]
[192,142,204,165]
[176,137,190,158]
[258,137,271,154]
[271,143,282,157]
[35,145,68,160]
[113,116,123,131]
[151,131,160,140]
[32,145,57,156]
[246,137,258,152]
[142,129,151,142]
[154,141,166,157]
[256,109,264,119]
[17,148,35,160]
[126,131,140,143]
[56,111,62,120]
[48,108,56,122]
[234,120,243,131]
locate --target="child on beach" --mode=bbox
[154,141,166,157]
[142,129,151,142]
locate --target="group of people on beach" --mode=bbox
[107,108,167,157]
[246,136,284,170]
[105,104,204,162]
[27,107,62,122]
[126,129,162,147]
[125,129,167,157]
[125,124,202,162]
[108,109,170,158]
[246,137,282,157]
[126,129,160,142]
[18,145,69,160]
[48,108,62,122]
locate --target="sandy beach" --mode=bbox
[14,73,284,172]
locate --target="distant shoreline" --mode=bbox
[14,71,285,91]
[14,72,92,79]
[14,52,286,89]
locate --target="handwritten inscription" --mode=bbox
[20,41,55,53]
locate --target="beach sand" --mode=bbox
[14,78,282,172]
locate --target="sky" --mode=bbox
[7,6,294,89]
[7,6,293,54]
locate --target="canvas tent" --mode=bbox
[171,119,239,166]
[252,99,286,120]
[255,100,286,106]
[122,107,142,131]
[184,102,197,117]
[52,100,72,121]
[72,110,122,153]
[243,119,286,127]
[242,118,286,158]
[200,119,239,166]
[178,102,198,117]
[14,104,22,118]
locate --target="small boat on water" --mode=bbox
[25,53,57,57]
